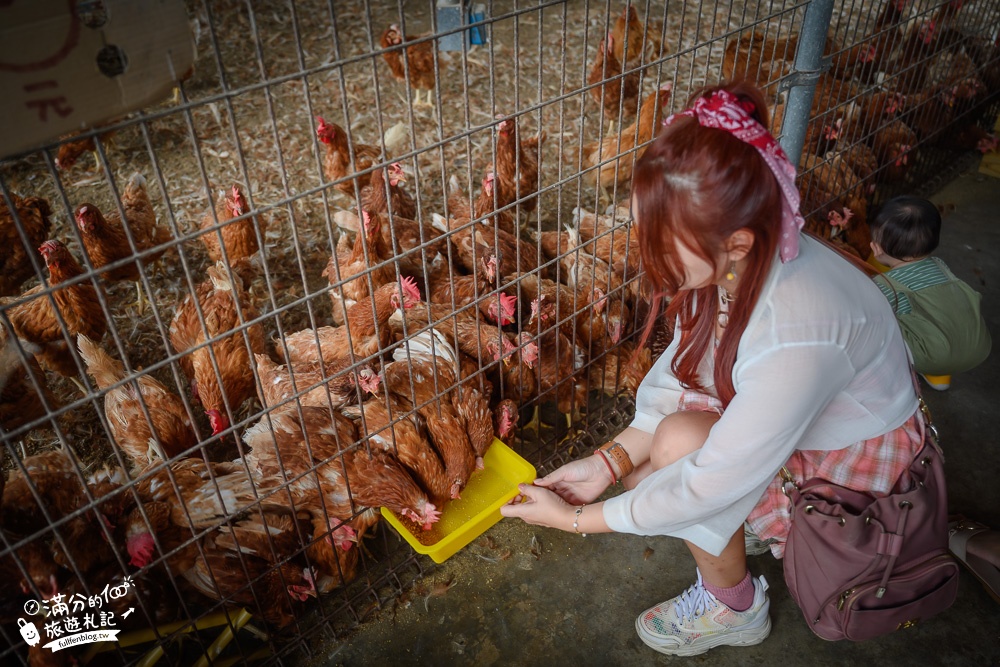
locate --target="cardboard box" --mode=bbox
[0,0,195,159]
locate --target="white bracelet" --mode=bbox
[573,504,587,537]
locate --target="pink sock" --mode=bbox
[704,571,754,612]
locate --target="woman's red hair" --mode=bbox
[632,81,782,407]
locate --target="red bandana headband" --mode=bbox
[662,89,806,262]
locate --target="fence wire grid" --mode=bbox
[1,0,998,664]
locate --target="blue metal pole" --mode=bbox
[779,0,834,167]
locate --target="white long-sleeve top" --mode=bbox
[602,234,918,556]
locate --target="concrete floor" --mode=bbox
[307,163,1000,666]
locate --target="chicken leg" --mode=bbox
[134,280,147,315]
[416,88,436,109]
[520,403,553,437]
[69,375,90,396]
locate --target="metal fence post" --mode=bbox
[779,0,834,166]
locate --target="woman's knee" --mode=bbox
[650,410,720,470]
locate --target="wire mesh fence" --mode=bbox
[1,0,997,664]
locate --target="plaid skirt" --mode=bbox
[675,390,924,559]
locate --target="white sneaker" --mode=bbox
[635,569,771,656]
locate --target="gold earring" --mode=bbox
[726,261,737,281]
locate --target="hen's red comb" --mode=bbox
[400,275,421,304]
[39,240,63,256]
[496,293,517,324]
[500,292,517,312]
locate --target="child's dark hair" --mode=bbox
[870,196,941,260]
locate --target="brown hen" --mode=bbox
[493,398,519,443]
[589,31,640,132]
[325,209,396,325]
[424,410,476,499]
[244,407,358,519]
[0,322,55,433]
[246,405,440,530]
[497,331,540,406]
[451,385,495,467]
[425,244,516,326]
[378,211,450,287]
[380,24,439,107]
[404,306,516,370]
[361,162,417,220]
[611,4,651,67]
[169,262,266,436]
[721,31,797,95]
[347,394,453,505]
[200,184,265,264]
[869,119,919,184]
[74,173,171,310]
[380,358,477,497]
[493,114,544,216]
[869,0,909,70]
[446,170,516,237]
[254,352,380,411]
[316,116,382,198]
[77,334,196,467]
[2,241,107,377]
[123,458,261,573]
[583,82,672,194]
[0,194,52,297]
[589,341,652,398]
[181,530,315,629]
[346,447,441,530]
[533,326,589,427]
[297,497,364,593]
[279,277,421,366]
[1,449,115,598]
[54,129,117,171]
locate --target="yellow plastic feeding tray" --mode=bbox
[381,438,536,563]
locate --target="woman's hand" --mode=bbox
[533,455,613,505]
[499,483,575,530]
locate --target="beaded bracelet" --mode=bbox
[573,504,587,537]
